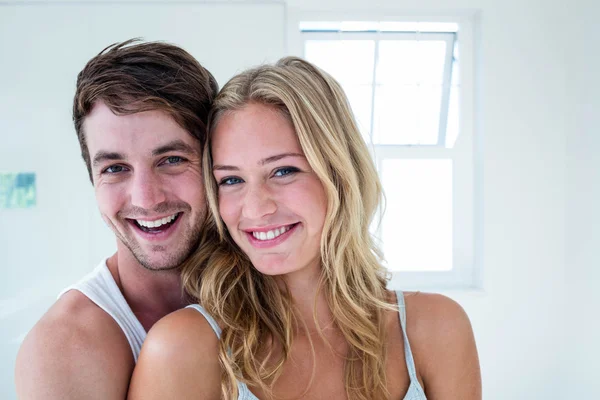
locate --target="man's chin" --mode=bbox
[118,227,200,271]
[120,241,184,271]
[135,255,184,272]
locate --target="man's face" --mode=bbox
[84,101,206,271]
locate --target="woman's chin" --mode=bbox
[251,256,295,276]
[252,264,290,277]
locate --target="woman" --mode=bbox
[129,57,481,399]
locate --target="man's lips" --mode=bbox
[126,212,182,235]
[133,213,180,229]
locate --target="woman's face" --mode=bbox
[211,103,327,277]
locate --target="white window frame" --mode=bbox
[288,13,483,290]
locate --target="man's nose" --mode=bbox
[129,170,167,211]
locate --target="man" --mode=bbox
[14,39,218,399]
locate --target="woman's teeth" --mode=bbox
[252,225,292,241]
[136,213,178,228]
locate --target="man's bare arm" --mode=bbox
[15,290,134,399]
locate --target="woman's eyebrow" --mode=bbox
[213,164,239,171]
[259,152,304,166]
[213,153,304,171]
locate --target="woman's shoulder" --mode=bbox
[387,289,468,323]
[135,307,221,379]
[385,290,473,350]
[402,291,470,329]
[143,307,220,357]
[129,307,222,399]
[399,291,474,350]
[398,291,481,398]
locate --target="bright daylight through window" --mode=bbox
[301,20,479,289]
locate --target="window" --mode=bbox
[296,18,481,289]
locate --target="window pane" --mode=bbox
[342,84,373,141]
[381,159,453,272]
[373,84,442,145]
[304,40,375,85]
[377,40,447,85]
[305,40,375,141]
[373,84,417,144]
[377,40,419,84]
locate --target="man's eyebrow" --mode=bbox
[91,140,198,167]
[92,151,125,167]
[213,153,304,171]
[152,140,198,157]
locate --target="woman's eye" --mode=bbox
[273,167,299,177]
[219,177,244,186]
[103,165,126,174]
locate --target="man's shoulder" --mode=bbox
[15,290,134,399]
[20,289,133,361]
[44,288,125,332]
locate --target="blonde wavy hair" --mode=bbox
[182,57,394,400]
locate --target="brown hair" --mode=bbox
[73,38,218,181]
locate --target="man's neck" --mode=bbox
[106,246,190,331]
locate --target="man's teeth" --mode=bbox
[136,214,177,228]
[252,225,292,241]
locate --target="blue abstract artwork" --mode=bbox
[0,172,36,209]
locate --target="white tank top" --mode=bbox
[58,259,147,362]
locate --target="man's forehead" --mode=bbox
[84,102,200,159]
[85,102,182,135]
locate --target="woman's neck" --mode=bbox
[278,262,334,335]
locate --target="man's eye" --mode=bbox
[219,177,244,186]
[103,165,126,174]
[164,156,184,165]
[273,167,299,177]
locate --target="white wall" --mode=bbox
[565,0,600,397]
[1,0,597,399]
